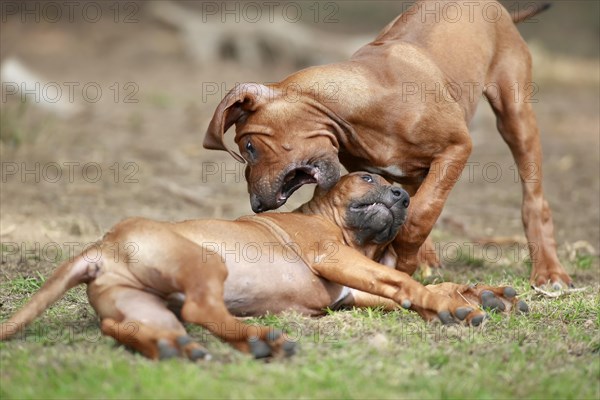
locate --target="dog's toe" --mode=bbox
[249,338,272,359]
[481,290,506,312]
[438,311,456,325]
[455,307,473,321]
[481,290,494,300]
[503,287,517,298]
[176,335,193,347]
[517,300,529,314]
[176,335,211,362]
[189,348,211,361]
[470,313,487,327]
[282,340,296,357]
[157,339,179,360]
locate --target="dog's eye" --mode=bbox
[361,174,373,183]
[245,141,255,155]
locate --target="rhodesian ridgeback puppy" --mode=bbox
[204,1,571,288]
[0,173,526,360]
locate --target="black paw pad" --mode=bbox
[189,348,211,361]
[176,335,193,347]
[503,287,517,298]
[282,340,296,357]
[481,290,506,312]
[517,300,529,314]
[471,314,485,327]
[249,338,272,359]
[438,311,454,325]
[455,307,473,321]
[157,339,179,360]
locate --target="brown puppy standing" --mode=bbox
[204,1,570,288]
[0,173,525,360]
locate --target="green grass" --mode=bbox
[575,254,595,270]
[1,261,599,399]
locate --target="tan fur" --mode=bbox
[1,173,524,359]
[205,0,570,287]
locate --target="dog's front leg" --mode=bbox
[402,183,442,276]
[310,247,485,325]
[393,137,472,275]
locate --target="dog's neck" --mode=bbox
[296,192,351,246]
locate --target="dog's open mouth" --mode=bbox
[280,167,318,200]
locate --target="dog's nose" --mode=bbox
[390,187,410,208]
[251,196,265,213]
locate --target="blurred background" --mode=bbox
[0,1,598,280]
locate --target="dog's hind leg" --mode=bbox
[484,35,571,288]
[107,219,295,358]
[177,252,295,359]
[93,287,209,361]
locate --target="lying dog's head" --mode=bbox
[303,172,409,248]
[204,83,345,212]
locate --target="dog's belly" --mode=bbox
[222,261,346,317]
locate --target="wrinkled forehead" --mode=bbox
[237,100,321,138]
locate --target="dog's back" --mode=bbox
[351,0,549,121]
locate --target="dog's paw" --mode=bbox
[101,318,211,361]
[459,284,529,315]
[409,300,488,327]
[532,263,574,290]
[157,335,212,362]
[434,307,488,327]
[248,330,296,359]
[419,282,528,326]
[535,279,574,291]
[175,335,212,361]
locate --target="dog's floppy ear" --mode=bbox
[204,83,271,163]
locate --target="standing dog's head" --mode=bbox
[204,83,346,212]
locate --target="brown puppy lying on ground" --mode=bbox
[0,173,526,360]
[204,1,571,289]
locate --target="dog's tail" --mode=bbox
[0,252,95,340]
[511,3,551,24]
